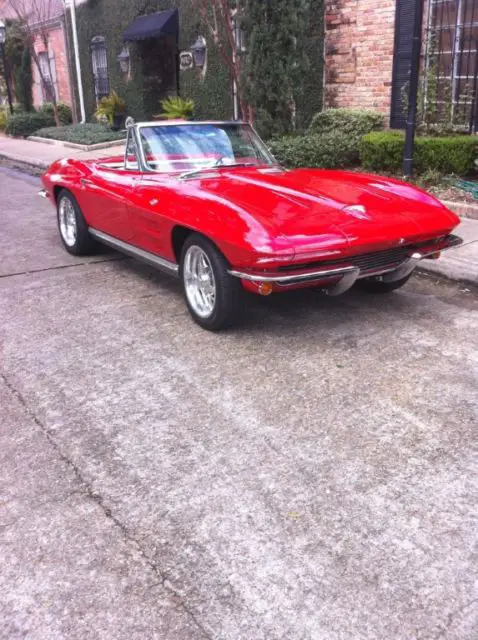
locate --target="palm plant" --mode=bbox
[94,91,126,127]
[159,96,195,120]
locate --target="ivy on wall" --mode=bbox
[67,0,323,129]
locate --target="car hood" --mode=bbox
[193,167,459,256]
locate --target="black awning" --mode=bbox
[123,8,178,42]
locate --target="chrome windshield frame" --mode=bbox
[133,120,277,174]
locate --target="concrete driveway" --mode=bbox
[1,169,477,640]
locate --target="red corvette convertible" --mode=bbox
[40,119,462,330]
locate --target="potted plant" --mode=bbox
[94,90,126,130]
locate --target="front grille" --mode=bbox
[279,246,411,274]
[349,247,409,273]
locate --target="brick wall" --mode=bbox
[32,23,73,108]
[324,0,396,117]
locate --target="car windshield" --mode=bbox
[138,123,276,173]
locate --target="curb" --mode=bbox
[417,216,478,286]
[418,259,478,287]
[442,199,478,221]
[0,151,49,171]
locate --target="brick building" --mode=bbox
[324,0,396,114]
[325,0,478,130]
[30,2,74,110]
[0,0,75,111]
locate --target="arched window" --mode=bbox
[91,36,110,102]
[38,51,57,102]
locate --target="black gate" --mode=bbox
[391,0,478,131]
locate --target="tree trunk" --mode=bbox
[30,36,60,127]
[193,0,251,122]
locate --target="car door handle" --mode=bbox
[149,198,159,206]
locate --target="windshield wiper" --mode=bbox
[178,157,257,180]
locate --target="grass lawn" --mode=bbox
[34,123,125,146]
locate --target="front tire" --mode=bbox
[57,189,96,256]
[356,272,413,293]
[180,234,243,331]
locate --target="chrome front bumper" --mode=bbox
[229,234,463,295]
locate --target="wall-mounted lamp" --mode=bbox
[117,46,130,74]
[190,36,207,69]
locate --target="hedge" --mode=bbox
[359,131,405,172]
[35,123,125,145]
[4,111,55,137]
[309,108,384,137]
[269,130,359,169]
[360,131,478,175]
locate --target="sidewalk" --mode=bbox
[0,134,125,169]
[1,134,478,286]
[419,217,478,285]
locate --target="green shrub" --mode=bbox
[40,102,73,126]
[5,111,55,137]
[269,131,360,169]
[414,136,478,174]
[360,131,478,175]
[15,48,33,112]
[0,108,7,131]
[34,123,125,145]
[309,108,384,137]
[360,131,404,172]
[414,168,443,188]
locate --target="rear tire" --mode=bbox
[356,272,413,293]
[57,189,96,256]
[180,233,243,331]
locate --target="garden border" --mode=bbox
[27,136,126,152]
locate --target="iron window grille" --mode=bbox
[423,0,478,131]
[91,36,110,102]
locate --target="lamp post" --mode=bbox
[0,20,14,114]
[403,0,425,178]
[117,46,130,75]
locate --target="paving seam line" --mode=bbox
[0,371,214,640]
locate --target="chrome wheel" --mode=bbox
[183,245,216,318]
[58,196,77,247]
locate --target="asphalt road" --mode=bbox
[1,169,478,640]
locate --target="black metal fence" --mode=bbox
[424,0,478,132]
